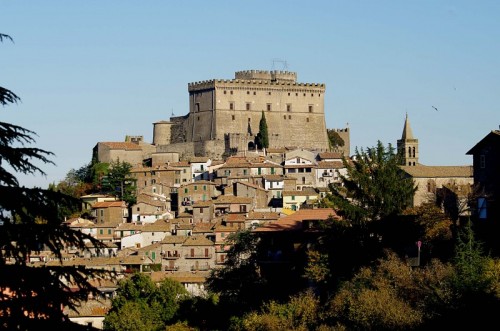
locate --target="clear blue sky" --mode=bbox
[3,1,499,188]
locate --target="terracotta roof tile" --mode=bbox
[183,235,214,246]
[316,161,344,168]
[213,195,253,204]
[400,165,473,178]
[161,235,188,244]
[92,201,125,208]
[253,208,339,232]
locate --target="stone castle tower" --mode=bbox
[152,70,331,158]
[397,113,419,166]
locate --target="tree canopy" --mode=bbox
[104,273,188,331]
[0,33,111,330]
[255,111,269,149]
[322,140,416,223]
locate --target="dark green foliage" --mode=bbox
[1,33,111,330]
[324,140,416,223]
[327,129,344,150]
[206,230,266,315]
[104,273,188,331]
[255,111,269,149]
[452,220,490,293]
[317,141,417,284]
[102,159,137,207]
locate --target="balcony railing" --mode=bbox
[185,254,213,259]
[165,265,179,271]
[162,253,181,259]
[191,264,210,271]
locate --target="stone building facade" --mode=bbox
[153,70,332,158]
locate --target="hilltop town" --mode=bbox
[4,70,500,330]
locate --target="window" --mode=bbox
[480,155,486,168]
[268,91,271,95]
[287,104,292,112]
[200,208,204,213]
[184,188,188,193]
[224,90,227,94]
[240,205,247,212]
[100,210,104,217]
[108,229,112,235]
[292,196,295,200]
[232,115,235,120]
[253,91,256,95]
[194,185,198,191]
[308,105,313,112]
[203,185,207,190]
[295,92,298,96]
[247,91,250,95]
[195,103,200,112]
[230,90,233,95]
[229,102,234,110]
[137,207,140,211]
[99,229,103,235]
[243,169,248,175]
[284,115,286,120]
[246,103,251,110]
[267,103,272,111]
[151,179,156,184]
[288,92,291,96]
[307,118,309,122]
[288,115,291,119]
[183,169,186,173]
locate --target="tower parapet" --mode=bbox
[235,70,297,83]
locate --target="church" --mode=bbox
[397,114,473,217]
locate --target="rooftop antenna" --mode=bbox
[271,58,288,70]
[171,108,175,117]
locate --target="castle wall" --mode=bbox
[156,140,227,160]
[153,121,173,145]
[331,127,350,156]
[184,70,329,153]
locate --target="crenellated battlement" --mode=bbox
[235,69,297,82]
[188,70,324,91]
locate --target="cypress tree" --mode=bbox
[256,111,269,149]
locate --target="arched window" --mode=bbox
[408,147,411,156]
[412,147,416,157]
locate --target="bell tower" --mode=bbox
[397,113,419,166]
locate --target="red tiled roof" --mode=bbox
[316,161,344,169]
[92,201,124,208]
[253,208,339,232]
[317,152,343,160]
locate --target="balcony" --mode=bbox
[164,265,179,271]
[191,264,210,271]
[185,254,213,259]
[162,252,181,259]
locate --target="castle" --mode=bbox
[152,70,349,159]
[95,70,350,164]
